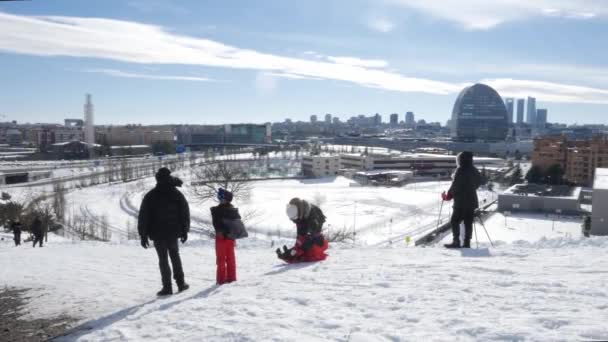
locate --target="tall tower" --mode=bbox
[526,96,537,126]
[84,94,95,157]
[516,99,525,125]
[505,98,514,124]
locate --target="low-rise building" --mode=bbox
[591,168,608,235]
[302,155,341,177]
[498,183,582,215]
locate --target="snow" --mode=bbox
[63,175,496,244]
[2,237,608,341]
[594,168,608,190]
[440,212,584,246]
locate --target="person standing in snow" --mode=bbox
[31,216,44,248]
[11,219,22,246]
[441,151,481,249]
[582,215,592,237]
[277,198,328,263]
[138,167,190,296]
[211,188,246,285]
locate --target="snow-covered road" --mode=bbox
[2,237,607,341]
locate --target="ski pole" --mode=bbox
[477,216,494,247]
[473,221,479,248]
[436,200,444,231]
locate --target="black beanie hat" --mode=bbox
[155,167,172,183]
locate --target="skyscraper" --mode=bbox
[373,113,382,126]
[505,98,514,124]
[526,96,537,125]
[405,112,415,127]
[390,113,398,126]
[516,99,525,125]
[325,113,332,124]
[536,109,548,128]
[310,115,317,123]
[451,83,509,141]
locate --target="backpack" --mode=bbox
[308,205,326,234]
[222,217,248,240]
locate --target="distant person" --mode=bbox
[211,188,248,285]
[582,215,592,238]
[277,198,328,263]
[441,151,481,249]
[31,217,44,248]
[138,167,190,296]
[11,219,22,246]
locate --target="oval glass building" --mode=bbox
[451,83,509,142]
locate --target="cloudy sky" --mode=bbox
[1,0,607,125]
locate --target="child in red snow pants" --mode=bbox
[215,235,236,284]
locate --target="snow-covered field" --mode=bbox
[1,236,608,341]
[61,175,497,244]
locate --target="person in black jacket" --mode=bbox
[277,198,328,263]
[11,219,22,246]
[442,151,481,248]
[31,217,44,248]
[138,167,190,296]
[210,188,241,284]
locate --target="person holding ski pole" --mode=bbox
[441,151,481,249]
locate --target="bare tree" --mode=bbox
[52,181,67,221]
[191,161,252,202]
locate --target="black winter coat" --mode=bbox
[31,218,43,237]
[138,184,190,241]
[11,222,22,235]
[447,154,481,212]
[211,203,241,237]
[292,204,325,236]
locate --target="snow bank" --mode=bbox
[2,236,608,341]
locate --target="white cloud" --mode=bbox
[367,16,396,33]
[326,56,389,68]
[85,68,214,82]
[387,0,607,29]
[482,78,608,104]
[0,12,607,104]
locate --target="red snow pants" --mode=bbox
[215,236,236,284]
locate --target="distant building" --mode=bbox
[324,114,332,124]
[374,113,382,126]
[301,154,340,177]
[531,135,608,186]
[536,109,548,128]
[310,115,318,124]
[451,83,509,142]
[64,119,84,127]
[97,126,173,146]
[516,99,525,125]
[332,117,340,125]
[591,168,608,235]
[498,184,582,215]
[51,141,100,159]
[390,113,399,126]
[6,129,23,146]
[526,96,537,126]
[504,98,514,124]
[177,123,270,145]
[405,112,415,127]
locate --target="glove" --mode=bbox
[180,234,188,244]
[140,237,149,249]
[441,191,453,201]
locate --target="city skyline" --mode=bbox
[1,1,608,125]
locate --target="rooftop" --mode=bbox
[594,168,608,190]
[503,183,581,199]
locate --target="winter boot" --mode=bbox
[444,240,461,249]
[276,248,283,258]
[156,286,173,296]
[462,240,471,248]
[177,283,190,293]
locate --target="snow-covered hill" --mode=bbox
[2,236,608,341]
